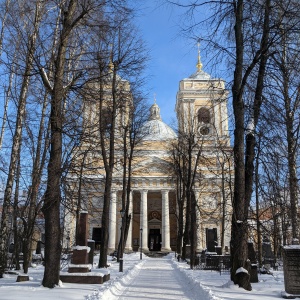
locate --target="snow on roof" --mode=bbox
[141,102,176,141]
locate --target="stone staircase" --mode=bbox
[145,251,170,258]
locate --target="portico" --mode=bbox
[108,188,176,254]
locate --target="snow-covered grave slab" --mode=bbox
[282,244,300,298]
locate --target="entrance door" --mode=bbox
[92,228,102,250]
[148,229,161,251]
[206,228,218,252]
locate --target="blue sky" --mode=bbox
[136,1,202,126]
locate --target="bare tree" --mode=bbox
[0,0,43,277]
[0,0,13,148]
[21,89,50,274]
[38,0,92,288]
[166,0,290,290]
[114,25,149,264]
[271,14,300,241]
[171,121,204,268]
[230,0,272,290]
[117,87,149,264]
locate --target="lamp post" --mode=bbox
[119,209,125,272]
[140,227,143,260]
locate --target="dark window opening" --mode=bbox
[198,108,210,124]
[206,228,218,252]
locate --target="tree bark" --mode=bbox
[281,32,299,241]
[231,0,271,290]
[98,60,117,268]
[23,92,49,273]
[230,0,251,290]
[42,0,87,287]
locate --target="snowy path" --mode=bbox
[0,252,286,300]
[114,257,199,300]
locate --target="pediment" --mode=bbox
[149,218,161,223]
[132,156,173,176]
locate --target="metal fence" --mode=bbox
[194,255,231,275]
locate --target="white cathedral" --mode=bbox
[64,51,233,255]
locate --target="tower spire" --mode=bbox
[196,42,203,72]
[108,44,114,72]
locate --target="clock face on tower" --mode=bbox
[199,125,210,135]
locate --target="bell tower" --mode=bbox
[175,45,230,145]
[175,46,232,252]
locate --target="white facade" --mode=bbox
[64,56,233,255]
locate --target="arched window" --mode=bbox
[198,107,210,124]
[100,107,112,131]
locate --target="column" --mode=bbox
[195,190,202,252]
[125,191,133,252]
[140,190,149,252]
[161,190,171,252]
[108,190,117,253]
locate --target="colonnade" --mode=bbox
[108,189,172,253]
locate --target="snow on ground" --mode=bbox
[0,252,292,300]
[101,256,208,299]
[175,258,287,300]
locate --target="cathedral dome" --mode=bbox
[141,102,177,141]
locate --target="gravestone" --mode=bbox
[69,212,89,271]
[215,246,222,255]
[60,212,108,284]
[185,245,191,258]
[282,244,300,298]
[88,240,95,265]
[262,236,274,268]
[248,242,258,283]
[17,275,29,282]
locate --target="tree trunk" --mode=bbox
[99,61,117,268]
[231,0,270,290]
[75,151,88,245]
[0,0,14,148]
[230,0,251,290]
[0,0,10,55]
[176,178,184,256]
[42,0,86,287]
[281,40,299,240]
[221,162,226,251]
[182,187,191,260]
[190,190,197,269]
[117,126,128,262]
[255,137,262,266]
[245,0,270,218]
[0,0,42,277]
[23,92,49,273]
[13,148,21,271]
